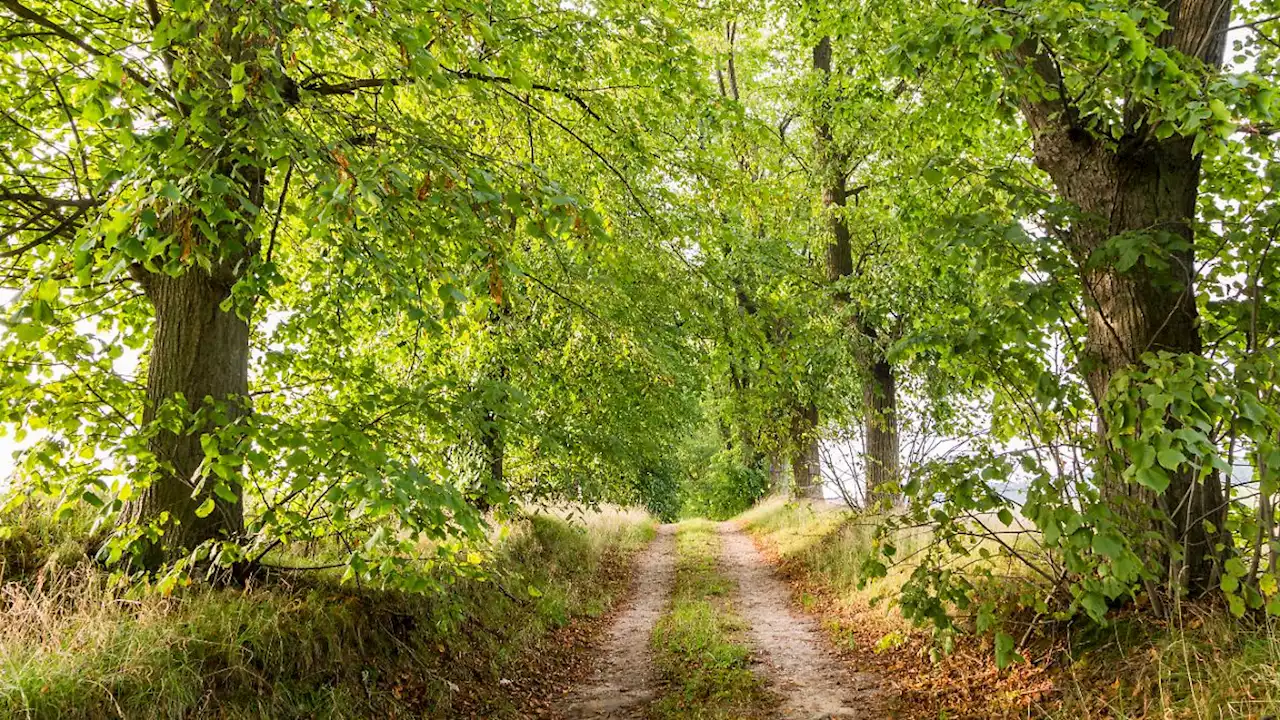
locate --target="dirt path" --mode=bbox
[719,522,885,719]
[553,524,676,719]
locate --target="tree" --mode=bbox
[983,0,1231,596]
[1,0,711,575]
[811,33,900,505]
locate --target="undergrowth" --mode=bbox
[650,520,775,720]
[739,496,1280,719]
[0,506,655,719]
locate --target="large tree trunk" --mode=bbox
[124,263,252,568]
[790,402,823,500]
[1002,0,1230,595]
[118,3,271,569]
[1055,138,1223,595]
[813,36,900,504]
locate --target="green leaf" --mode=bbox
[13,323,45,343]
[1209,98,1230,122]
[1135,466,1170,494]
[213,482,237,504]
[994,631,1019,669]
[1091,531,1125,560]
[35,279,59,302]
[1081,592,1109,622]
[1221,574,1239,594]
[195,497,216,518]
[1260,573,1277,596]
[527,584,543,598]
[1227,592,1246,618]
[511,68,533,92]
[285,449,310,468]
[1156,448,1186,470]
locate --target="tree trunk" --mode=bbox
[863,357,899,504]
[813,36,901,504]
[1044,132,1225,596]
[790,402,822,500]
[123,265,252,568]
[474,300,512,514]
[1001,0,1231,595]
[117,1,272,569]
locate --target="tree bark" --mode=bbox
[790,402,823,500]
[813,36,901,504]
[863,357,899,505]
[123,256,254,568]
[1000,0,1231,594]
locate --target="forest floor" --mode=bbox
[552,520,886,719]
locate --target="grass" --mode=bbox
[738,495,1280,719]
[0,506,656,719]
[649,520,775,720]
[1051,610,1280,719]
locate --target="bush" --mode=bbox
[634,460,683,522]
[680,451,769,520]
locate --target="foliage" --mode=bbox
[5,0,1280,687]
[680,449,769,521]
[0,0,708,581]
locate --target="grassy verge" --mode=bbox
[0,507,655,719]
[650,520,775,720]
[739,496,1280,719]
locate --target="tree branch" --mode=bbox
[0,190,98,209]
[0,204,89,257]
[0,0,175,107]
[299,67,610,125]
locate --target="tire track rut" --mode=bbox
[718,522,885,719]
[554,524,676,719]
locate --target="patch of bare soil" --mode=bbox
[550,524,677,719]
[718,522,887,720]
